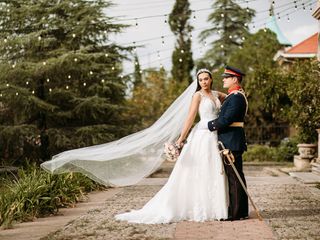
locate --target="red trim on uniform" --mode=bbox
[228,85,241,94]
[224,69,241,77]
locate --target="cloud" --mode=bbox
[284,23,318,45]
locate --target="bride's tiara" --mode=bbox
[196,68,212,77]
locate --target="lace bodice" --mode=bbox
[198,90,220,120]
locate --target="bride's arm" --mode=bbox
[176,92,201,146]
[217,91,227,103]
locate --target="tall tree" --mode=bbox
[133,54,142,90]
[0,0,131,165]
[199,0,255,68]
[169,0,194,84]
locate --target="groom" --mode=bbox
[207,65,249,220]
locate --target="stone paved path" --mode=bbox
[1,164,320,240]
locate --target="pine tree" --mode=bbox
[169,0,194,84]
[0,0,131,164]
[133,54,142,89]
[199,0,255,68]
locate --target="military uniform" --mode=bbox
[208,66,249,220]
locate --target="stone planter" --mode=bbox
[294,143,317,170]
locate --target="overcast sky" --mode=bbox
[107,0,318,74]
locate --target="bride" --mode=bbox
[41,69,229,223]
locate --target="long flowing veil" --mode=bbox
[41,80,197,186]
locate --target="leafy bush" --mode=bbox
[243,144,278,162]
[276,137,299,162]
[243,138,298,162]
[0,163,105,228]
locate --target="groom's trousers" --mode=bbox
[223,151,249,220]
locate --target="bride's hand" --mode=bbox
[175,139,184,148]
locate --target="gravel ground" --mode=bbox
[42,185,174,240]
[42,164,320,240]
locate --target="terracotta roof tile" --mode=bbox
[286,33,318,54]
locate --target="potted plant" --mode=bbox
[286,60,320,170]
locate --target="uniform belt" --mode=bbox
[229,122,244,127]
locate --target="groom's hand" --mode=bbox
[208,119,217,132]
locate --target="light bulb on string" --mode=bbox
[193,10,196,20]
[68,75,71,79]
[101,79,105,83]
[220,44,224,48]
[49,88,52,92]
[164,14,168,24]
[43,61,46,65]
[220,13,224,18]
[38,36,42,41]
[272,1,275,6]
[16,92,18,96]
[112,66,115,71]
[161,36,165,46]
[181,49,184,53]
[26,81,29,85]
[4,38,7,43]
[66,85,69,90]
[302,3,305,11]
[32,90,35,94]
[135,18,138,28]
[139,70,143,74]
[105,53,109,57]
[0,93,2,97]
[89,71,93,75]
[83,82,86,86]
[6,83,9,87]
[46,78,50,82]
[229,35,232,39]
[72,33,76,38]
[287,15,290,22]
[74,57,78,62]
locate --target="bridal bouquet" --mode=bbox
[163,142,184,162]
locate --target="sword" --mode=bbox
[218,141,263,221]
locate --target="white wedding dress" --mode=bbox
[115,91,229,224]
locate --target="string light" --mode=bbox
[135,18,138,28]
[66,85,69,89]
[16,92,18,96]
[68,75,71,79]
[38,36,41,41]
[46,78,50,82]
[83,82,86,86]
[101,79,105,83]
[32,90,35,94]
[74,58,78,62]
[72,33,76,38]
[49,88,52,92]
[6,83,9,87]
[43,61,46,65]
[26,81,29,85]
[89,71,93,75]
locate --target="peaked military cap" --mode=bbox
[221,65,246,78]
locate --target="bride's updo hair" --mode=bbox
[196,68,213,91]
